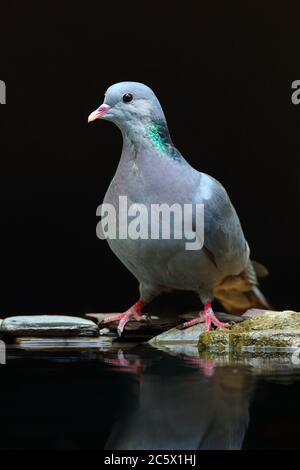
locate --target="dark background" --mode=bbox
[0,1,299,317]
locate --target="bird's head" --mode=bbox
[88,81,166,131]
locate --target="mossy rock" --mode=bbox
[198,310,300,353]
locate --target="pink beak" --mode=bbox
[88,104,111,122]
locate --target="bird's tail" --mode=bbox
[214,260,271,315]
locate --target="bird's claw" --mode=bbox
[117,312,147,336]
[179,303,232,332]
[100,299,146,336]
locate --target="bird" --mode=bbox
[88,81,269,336]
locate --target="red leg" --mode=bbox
[180,301,231,332]
[103,350,143,380]
[101,299,146,336]
[184,357,215,377]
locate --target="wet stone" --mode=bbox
[149,323,206,345]
[86,312,181,341]
[148,312,243,345]
[0,315,99,337]
[198,310,300,353]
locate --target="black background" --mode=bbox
[0,1,299,316]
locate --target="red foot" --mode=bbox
[101,299,146,336]
[103,350,143,380]
[184,357,215,377]
[180,301,231,332]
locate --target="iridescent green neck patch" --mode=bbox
[146,121,181,161]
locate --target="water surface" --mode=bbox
[1,341,300,449]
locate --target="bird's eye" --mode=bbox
[123,93,133,103]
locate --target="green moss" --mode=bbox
[198,329,230,352]
[232,311,300,333]
[198,311,300,353]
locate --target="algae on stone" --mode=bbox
[198,310,300,353]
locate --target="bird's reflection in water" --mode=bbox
[103,346,254,450]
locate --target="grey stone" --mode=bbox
[215,312,244,323]
[148,311,244,346]
[241,308,269,319]
[0,315,99,337]
[151,343,200,357]
[149,322,206,345]
[198,310,300,353]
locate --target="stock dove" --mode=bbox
[88,82,269,335]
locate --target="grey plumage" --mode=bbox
[89,81,269,321]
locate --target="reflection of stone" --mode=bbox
[0,80,6,104]
[199,310,300,352]
[151,343,300,381]
[12,336,112,351]
[1,315,99,337]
